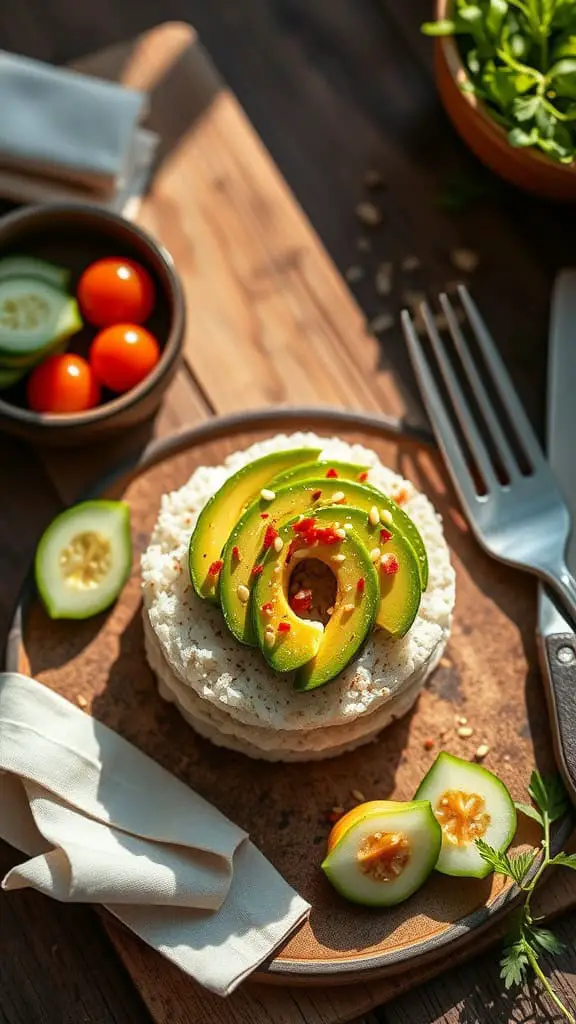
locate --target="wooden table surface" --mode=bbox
[1,3,576,1024]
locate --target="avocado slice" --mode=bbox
[321,799,442,907]
[188,448,321,602]
[252,506,379,687]
[269,460,428,590]
[220,476,422,645]
[269,459,369,488]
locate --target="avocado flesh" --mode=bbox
[268,462,427,589]
[188,448,321,602]
[220,476,422,645]
[268,459,369,488]
[252,506,379,683]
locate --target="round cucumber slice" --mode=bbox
[0,255,71,290]
[321,799,442,907]
[415,752,517,878]
[0,278,82,360]
[35,501,132,620]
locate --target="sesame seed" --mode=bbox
[368,312,395,334]
[370,547,381,562]
[375,261,393,296]
[264,628,275,647]
[355,200,382,226]
[335,527,346,539]
[401,255,421,272]
[76,694,87,708]
[351,789,366,802]
[381,508,393,524]
[327,606,334,615]
[345,264,365,283]
[344,522,353,531]
[260,488,276,501]
[342,603,355,614]
[368,506,380,526]
[273,536,284,552]
[364,168,385,188]
[332,491,346,503]
[475,743,490,760]
[458,726,474,738]
[357,236,371,252]
[450,247,479,273]
[237,584,250,604]
[274,565,281,575]
[331,553,346,563]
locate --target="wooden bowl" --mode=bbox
[435,0,576,200]
[0,203,185,446]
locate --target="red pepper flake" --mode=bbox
[381,554,400,575]
[326,468,339,478]
[286,538,300,563]
[232,545,240,561]
[263,524,279,550]
[261,601,274,616]
[311,489,322,501]
[293,517,317,534]
[208,559,223,578]
[394,487,409,505]
[357,577,365,594]
[260,512,269,519]
[358,471,368,482]
[278,621,291,633]
[423,738,435,751]
[380,528,392,543]
[251,564,264,577]
[290,588,313,614]
[315,525,341,545]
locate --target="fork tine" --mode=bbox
[457,286,544,469]
[439,293,519,481]
[401,309,480,511]
[419,301,497,491]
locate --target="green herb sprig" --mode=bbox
[422,0,576,165]
[476,770,576,1021]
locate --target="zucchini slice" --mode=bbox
[415,752,517,878]
[0,255,71,290]
[322,799,442,906]
[35,501,132,620]
[0,278,82,362]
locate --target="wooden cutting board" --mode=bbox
[23,21,575,1024]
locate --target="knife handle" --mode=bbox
[537,633,576,806]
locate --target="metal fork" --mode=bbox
[401,285,576,627]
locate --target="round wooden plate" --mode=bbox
[6,407,573,985]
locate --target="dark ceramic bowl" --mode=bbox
[0,203,185,446]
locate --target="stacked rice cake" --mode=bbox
[142,433,455,762]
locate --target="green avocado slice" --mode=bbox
[252,506,379,684]
[269,460,369,488]
[188,448,321,602]
[270,461,428,590]
[220,476,423,645]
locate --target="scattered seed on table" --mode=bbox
[364,169,385,188]
[375,261,393,296]
[458,716,468,725]
[357,236,372,252]
[345,264,365,283]
[76,694,87,708]
[440,657,451,669]
[401,255,421,272]
[368,312,395,335]
[458,726,474,738]
[351,788,366,802]
[475,743,490,760]
[450,248,479,273]
[355,201,382,226]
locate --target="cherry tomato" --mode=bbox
[90,323,160,393]
[77,258,155,326]
[27,354,101,414]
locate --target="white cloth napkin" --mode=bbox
[0,672,310,995]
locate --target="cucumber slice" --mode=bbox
[0,279,82,361]
[415,752,517,878]
[35,501,132,620]
[321,799,442,906]
[0,365,25,389]
[0,255,71,290]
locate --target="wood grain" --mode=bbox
[0,5,575,1024]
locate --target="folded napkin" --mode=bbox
[0,673,310,995]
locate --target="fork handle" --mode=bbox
[537,633,576,807]
[541,563,576,632]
